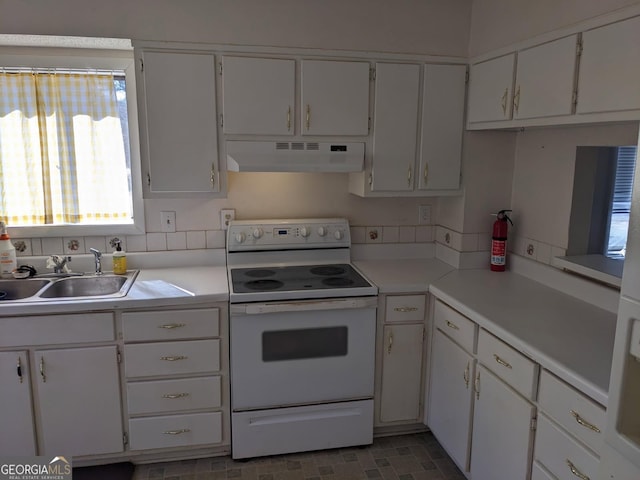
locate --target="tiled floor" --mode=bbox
[132,432,465,480]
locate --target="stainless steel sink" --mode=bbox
[39,272,138,299]
[0,279,51,300]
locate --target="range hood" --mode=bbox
[226,141,365,173]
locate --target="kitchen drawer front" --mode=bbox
[0,313,114,347]
[535,413,599,480]
[128,412,222,450]
[122,308,220,342]
[125,339,220,378]
[538,369,605,453]
[531,461,556,480]
[385,295,426,323]
[477,328,538,400]
[127,376,221,415]
[433,300,476,353]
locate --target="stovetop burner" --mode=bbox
[231,263,371,295]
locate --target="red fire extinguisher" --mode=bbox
[490,210,513,272]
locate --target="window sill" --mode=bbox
[552,254,623,288]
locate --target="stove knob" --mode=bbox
[334,230,344,240]
[252,228,264,239]
[235,232,246,243]
[300,226,311,238]
[317,226,327,237]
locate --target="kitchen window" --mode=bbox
[0,45,144,237]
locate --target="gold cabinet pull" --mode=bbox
[387,331,394,354]
[162,392,191,399]
[513,85,521,113]
[394,307,418,313]
[474,371,480,399]
[407,165,412,187]
[305,104,311,130]
[566,459,590,480]
[463,361,470,388]
[501,88,508,115]
[493,354,513,369]
[446,320,459,330]
[423,164,429,186]
[570,410,601,433]
[163,429,191,435]
[210,163,216,188]
[160,355,188,361]
[287,106,291,131]
[158,323,186,329]
[39,356,46,383]
[17,356,23,383]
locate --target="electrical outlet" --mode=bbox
[160,211,176,233]
[220,209,235,230]
[418,205,431,225]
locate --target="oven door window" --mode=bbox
[262,326,348,361]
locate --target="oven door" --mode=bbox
[230,296,377,411]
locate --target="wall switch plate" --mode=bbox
[160,211,176,233]
[418,205,431,225]
[221,209,235,230]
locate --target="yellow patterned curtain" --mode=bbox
[0,72,131,226]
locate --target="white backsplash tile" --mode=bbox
[64,237,85,255]
[206,230,226,249]
[167,232,187,250]
[186,231,207,250]
[13,239,32,257]
[31,238,42,256]
[84,236,107,254]
[399,226,416,243]
[350,226,366,244]
[146,233,167,251]
[126,234,147,252]
[382,226,399,243]
[41,237,63,255]
[365,227,382,244]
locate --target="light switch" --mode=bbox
[160,211,176,233]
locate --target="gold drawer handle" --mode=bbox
[163,429,191,435]
[446,320,459,330]
[158,323,186,329]
[493,354,512,369]
[162,393,191,399]
[570,410,601,433]
[394,307,418,313]
[160,356,188,361]
[566,459,590,480]
[463,362,470,388]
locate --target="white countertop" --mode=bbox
[354,258,454,293]
[430,269,616,406]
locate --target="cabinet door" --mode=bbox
[577,16,640,114]
[427,330,474,472]
[301,60,370,135]
[35,346,123,456]
[0,351,36,455]
[467,54,515,123]
[470,365,536,480]
[222,56,295,135]
[418,64,466,191]
[370,63,420,192]
[513,36,578,120]
[380,324,424,423]
[138,50,219,194]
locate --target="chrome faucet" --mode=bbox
[89,248,103,275]
[50,255,72,274]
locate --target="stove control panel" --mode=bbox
[227,218,351,251]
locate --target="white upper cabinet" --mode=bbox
[418,64,466,191]
[370,63,421,192]
[137,49,220,195]
[513,35,578,120]
[577,15,640,115]
[301,60,370,136]
[222,56,295,135]
[467,54,515,123]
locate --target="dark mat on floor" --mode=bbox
[72,462,134,480]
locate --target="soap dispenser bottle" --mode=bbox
[112,240,127,275]
[0,221,17,279]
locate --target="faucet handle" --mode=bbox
[89,248,102,258]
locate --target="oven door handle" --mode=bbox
[236,297,377,315]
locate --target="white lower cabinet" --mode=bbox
[470,365,536,480]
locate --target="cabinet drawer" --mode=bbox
[127,376,221,415]
[0,313,114,347]
[385,295,426,322]
[122,308,219,342]
[535,414,599,480]
[128,412,222,450]
[477,329,538,400]
[538,369,605,454]
[433,300,476,353]
[125,340,220,378]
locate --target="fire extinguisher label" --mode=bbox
[491,240,506,265]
